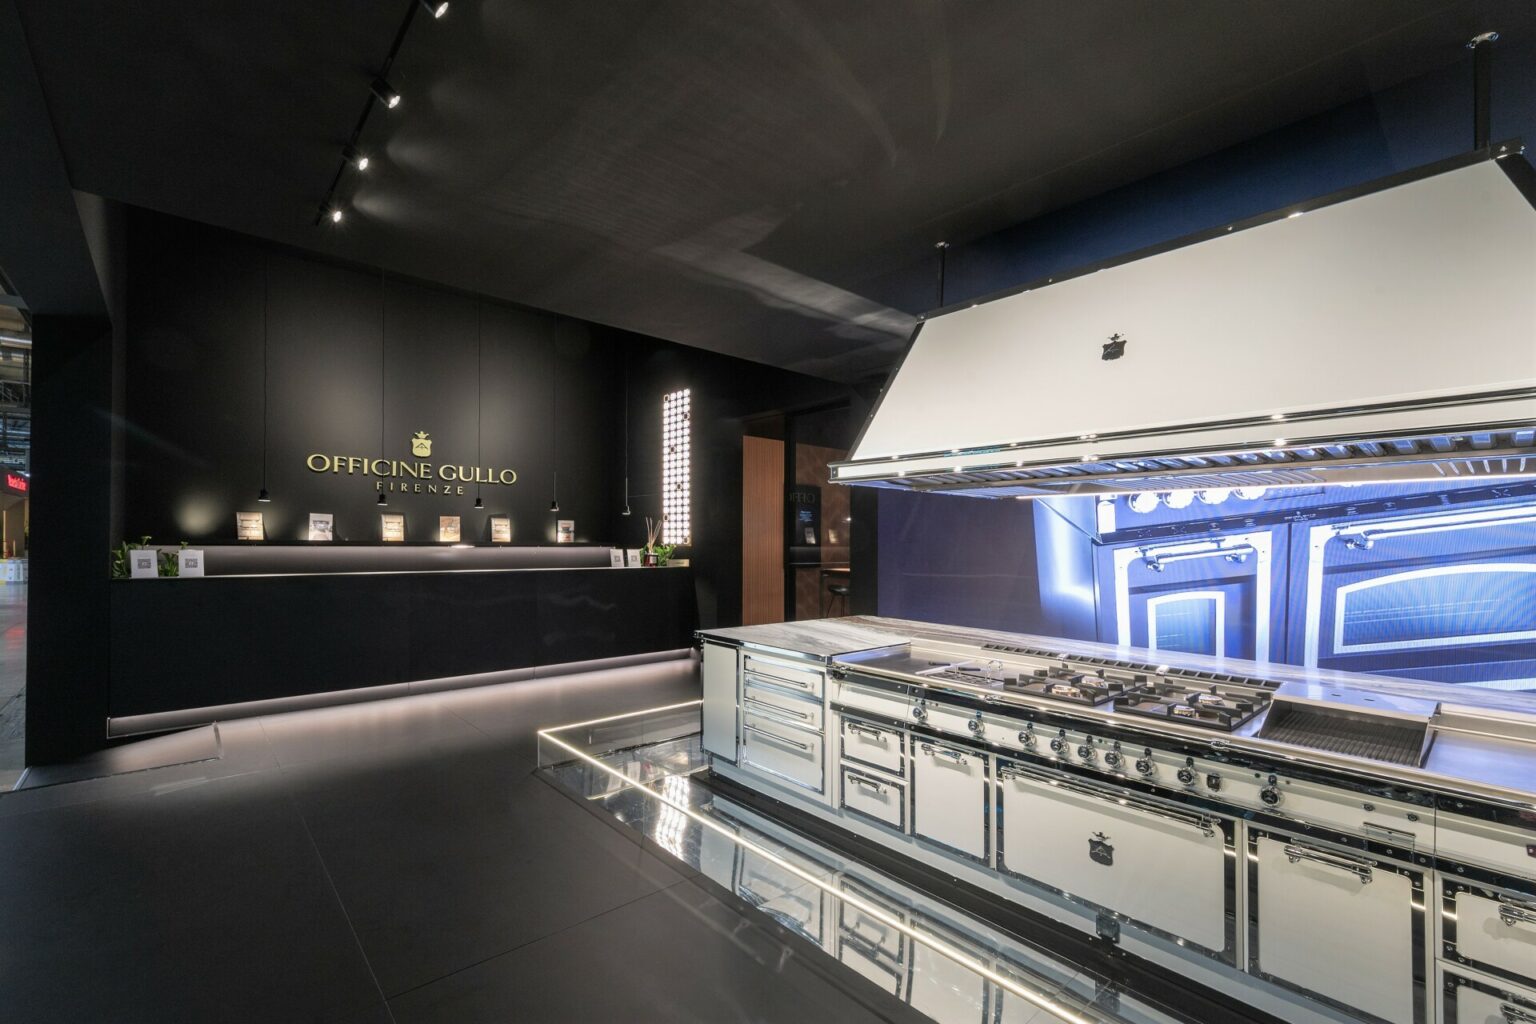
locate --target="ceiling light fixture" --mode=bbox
[371,77,401,109]
[419,0,449,17]
[343,145,370,171]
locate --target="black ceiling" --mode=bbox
[13,0,1529,380]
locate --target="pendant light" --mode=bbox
[548,345,559,513]
[257,252,272,502]
[474,298,484,511]
[620,348,632,516]
[376,268,388,509]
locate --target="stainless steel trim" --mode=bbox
[847,722,890,741]
[1440,878,1536,988]
[919,742,969,766]
[744,723,811,752]
[744,668,816,692]
[1361,821,1417,847]
[1281,842,1376,884]
[1443,967,1536,1024]
[838,765,908,833]
[848,774,887,793]
[1505,1004,1536,1023]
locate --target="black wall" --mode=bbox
[125,209,621,546]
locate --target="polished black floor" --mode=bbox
[0,659,916,1023]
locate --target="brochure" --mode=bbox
[439,515,461,543]
[490,517,512,544]
[308,513,334,542]
[381,513,406,542]
[235,511,265,541]
[557,520,575,543]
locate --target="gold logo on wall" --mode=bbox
[305,427,517,498]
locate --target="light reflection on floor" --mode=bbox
[541,732,1204,1024]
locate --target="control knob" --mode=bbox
[1077,743,1096,763]
[1260,775,1282,806]
[1176,760,1196,786]
[1134,756,1156,777]
[968,714,985,737]
[1103,750,1123,770]
[912,704,927,722]
[1018,728,1036,750]
[1049,731,1067,756]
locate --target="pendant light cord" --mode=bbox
[261,253,270,491]
[379,268,386,454]
[476,299,483,503]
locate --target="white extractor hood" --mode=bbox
[831,148,1536,498]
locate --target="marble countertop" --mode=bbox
[697,619,909,661]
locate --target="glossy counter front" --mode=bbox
[107,546,697,734]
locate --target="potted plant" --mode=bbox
[642,517,674,567]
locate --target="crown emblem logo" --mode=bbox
[411,431,432,457]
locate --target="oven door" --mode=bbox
[1296,503,1536,690]
[1103,528,1284,662]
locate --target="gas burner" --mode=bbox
[1116,682,1271,731]
[1003,666,1151,706]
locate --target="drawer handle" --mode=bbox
[920,743,968,766]
[747,666,813,689]
[1503,1005,1536,1024]
[744,723,811,752]
[848,775,887,795]
[847,722,889,742]
[1283,843,1375,884]
[1498,901,1536,929]
[1000,764,1216,837]
[745,697,811,720]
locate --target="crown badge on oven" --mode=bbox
[1101,333,1128,361]
[411,431,432,457]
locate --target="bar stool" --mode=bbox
[822,580,850,616]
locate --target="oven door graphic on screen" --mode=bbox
[1107,530,1276,662]
[1298,504,1536,690]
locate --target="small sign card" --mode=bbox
[236,511,265,541]
[489,516,512,544]
[609,548,625,567]
[625,548,643,568]
[308,513,334,542]
[439,515,461,543]
[128,548,158,579]
[381,513,406,542]
[179,549,205,577]
[556,520,575,543]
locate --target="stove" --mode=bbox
[1115,682,1271,731]
[1003,666,1153,706]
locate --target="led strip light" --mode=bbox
[662,389,691,545]
[538,701,1095,1024]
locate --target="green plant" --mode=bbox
[157,541,189,577]
[110,535,154,579]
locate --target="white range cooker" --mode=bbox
[698,617,1536,1024]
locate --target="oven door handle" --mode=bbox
[1337,508,1536,550]
[1502,1003,1536,1024]
[919,743,969,766]
[1498,900,1536,929]
[1140,543,1257,571]
[1283,842,1376,884]
[999,765,1217,837]
[846,722,891,742]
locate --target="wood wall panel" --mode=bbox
[742,435,784,625]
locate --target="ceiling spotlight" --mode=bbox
[419,0,449,16]
[343,145,370,171]
[548,498,560,513]
[473,496,483,510]
[371,77,402,109]
[377,492,388,506]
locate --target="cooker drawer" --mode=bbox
[1443,879,1536,989]
[742,678,824,731]
[742,653,824,698]
[840,766,906,832]
[911,740,989,862]
[740,712,823,793]
[1442,967,1536,1024]
[840,716,904,774]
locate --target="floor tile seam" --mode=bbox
[0,760,291,818]
[382,873,695,1002]
[286,787,401,1024]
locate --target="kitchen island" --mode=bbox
[698,616,1536,1024]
